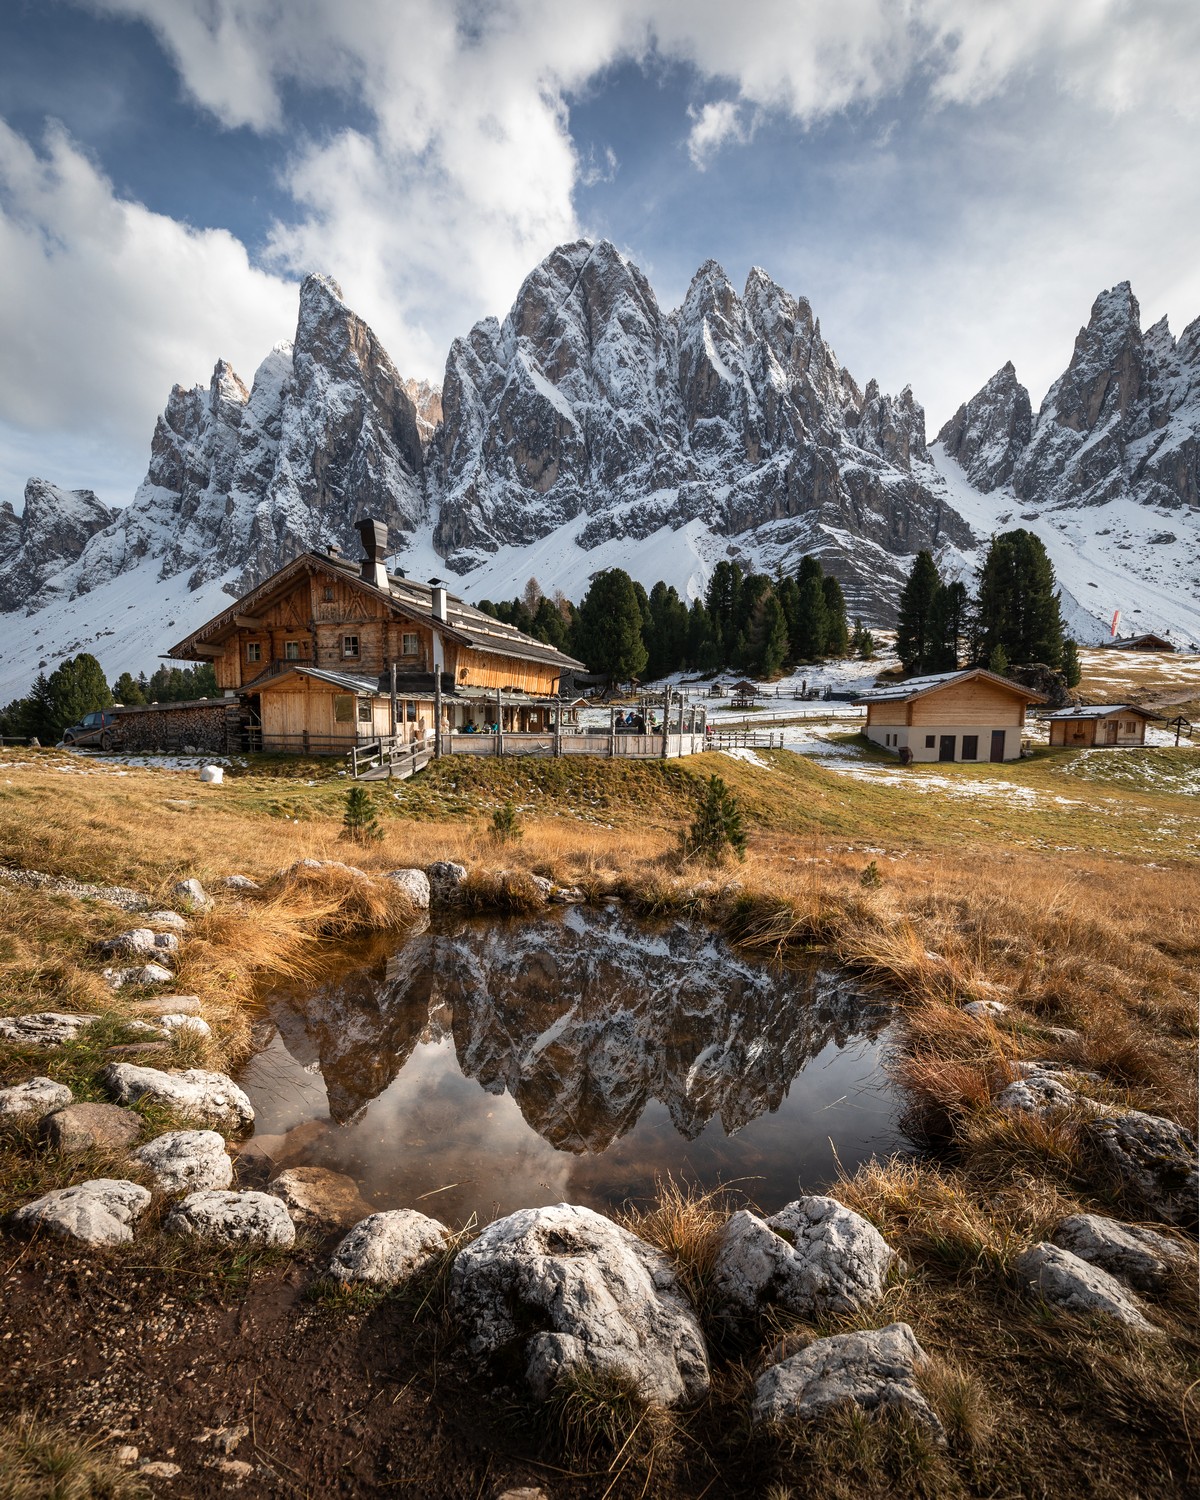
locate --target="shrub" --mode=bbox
[490,800,523,842]
[341,785,383,843]
[685,775,746,864]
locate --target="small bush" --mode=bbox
[341,785,383,844]
[860,860,882,888]
[490,800,523,842]
[684,775,746,865]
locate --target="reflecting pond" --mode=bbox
[237,904,906,1224]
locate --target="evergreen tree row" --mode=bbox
[895,529,1081,686]
[497,558,864,683]
[0,659,218,742]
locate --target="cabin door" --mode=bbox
[938,735,956,762]
[989,729,1006,762]
[1104,721,1119,745]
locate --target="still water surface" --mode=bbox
[238,905,905,1224]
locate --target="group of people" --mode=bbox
[615,710,649,733]
[459,720,501,734]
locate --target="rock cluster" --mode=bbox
[102,1064,255,1131]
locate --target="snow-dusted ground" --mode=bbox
[928,444,1200,650]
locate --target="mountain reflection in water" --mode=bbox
[239,904,903,1223]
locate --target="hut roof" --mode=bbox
[1043,703,1162,721]
[857,667,1048,706]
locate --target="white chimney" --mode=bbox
[431,581,447,622]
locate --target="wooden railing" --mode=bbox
[349,736,435,780]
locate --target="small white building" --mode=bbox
[857,668,1047,763]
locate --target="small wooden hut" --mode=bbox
[1044,704,1161,747]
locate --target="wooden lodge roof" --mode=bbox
[1042,703,1162,721]
[1101,632,1175,651]
[857,667,1049,706]
[165,550,584,673]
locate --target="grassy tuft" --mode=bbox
[0,1412,148,1499]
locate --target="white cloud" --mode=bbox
[1,0,1196,506]
[687,100,751,168]
[0,118,295,482]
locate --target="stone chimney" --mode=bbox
[358,517,389,591]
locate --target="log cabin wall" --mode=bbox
[454,650,561,695]
[908,681,1028,727]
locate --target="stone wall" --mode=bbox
[115,699,235,753]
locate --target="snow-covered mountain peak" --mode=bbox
[937,360,1032,491]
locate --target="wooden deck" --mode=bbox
[348,729,709,779]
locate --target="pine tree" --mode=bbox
[531,595,568,650]
[575,569,649,681]
[820,575,850,656]
[792,572,828,660]
[686,775,746,864]
[111,672,147,706]
[975,529,1066,669]
[750,592,789,678]
[644,581,691,679]
[490,800,523,842]
[987,644,1010,677]
[928,580,969,671]
[1061,639,1082,688]
[705,561,743,664]
[342,785,383,843]
[896,551,942,674]
[687,600,720,672]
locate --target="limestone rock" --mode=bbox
[382,868,432,909]
[7,1178,151,1246]
[171,878,211,911]
[0,1012,97,1046]
[137,1461,181,1480]
[103,963,175,989]
[963,999,1008,1019]
[40,1102,144,1152]
[0,1076,72,1119]
[129,994,201,1016]
[266,1166,373,1232]
[103,1064,254,1130]
[450,1202,709,1405]
[426,861,468,903]
[1051,1213,1192,1292]
[134,1130,233,1193]
[145,910,189,933]
[1085,1109,1199,1226]
[1015,1242,1157,1330]
[550,886,586,904]
[329,1208,450,1284]
[219,875,260,892]
[752,1323,942,1438]
[100,928,180,958]
[158,1013,212,1038]
[712,1196,897,1323]
[165,1189,295,1248]
[994,1062,1095,1116]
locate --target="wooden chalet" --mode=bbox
[1101,632,1175,652]
[165,519,584,755]
[1043,704,1161,748]
[857,668,1047,763]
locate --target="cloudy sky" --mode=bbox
[1,0,1197,510]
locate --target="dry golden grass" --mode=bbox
[0,1412,148,1499]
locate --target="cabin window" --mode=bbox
[401,631,419,656]
[406,701,417,721]
[342,634,359,658]
[285,640,301,660]
[962,735,979,760]
[357,699,372,724]
[323,586,334,602]
[334,695,353,724]
[924,735,935,748]
[246,642,261,663]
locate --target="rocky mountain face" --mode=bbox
[2,248,1198,696]
[431,240,969,608]
[0,479,117,612]
[940,284,1199,512]
[25,274,427,605]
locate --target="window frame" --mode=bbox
[246,641,262,663]
[284,640,301,661]
[342,634,360,659]
[333,695,354,724]
[357,699,373,724]
[401,631,420,657]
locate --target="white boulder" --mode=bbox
[329,1209,450,1283]
[963,999,1008,1019]
[0,1077,73,1119]
[165,1190,295,1248]
[102,1063,254,1130]
[712,1196,897,1323]
[157,1013,211,1038]
[1051,1213,1191,1292]
[100,929,179,958]
[7,1178,151,1247]
[171,878,211,911]
[382,868,432,909]
[0,1012,97,1046]
[219,875,260,892]
[199,765,224,784]
[1085,1109,1199,1226]
[426,861,468,903]
[145,910,189,933]
[103,963,175,990]
[134,1130,233,1193]
[1015,1242,1157,1331]
[752,1323,942,1438]
[450,1203,709,1405]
